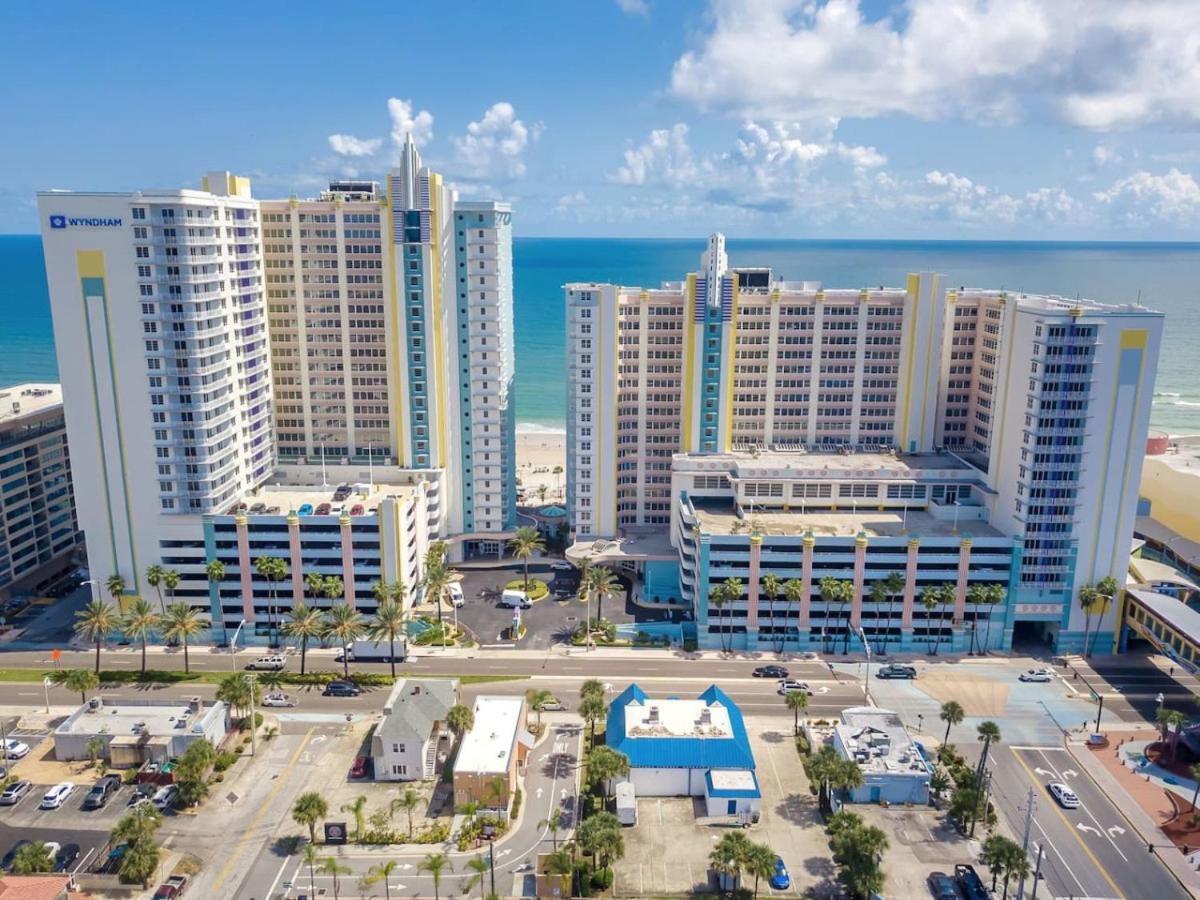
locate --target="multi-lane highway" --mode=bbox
[988,744,1190,900]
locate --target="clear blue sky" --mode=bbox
[4,0,1199,239]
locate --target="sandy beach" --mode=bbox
[516,425,566,504]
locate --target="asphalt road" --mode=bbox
[987,744,1189,900]
[1066,655,1200,723]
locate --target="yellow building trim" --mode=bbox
[917,273,939,442]
[1120,328,1147,350]
[682,274,697,451]
[723,274,739,451]
[77,250,105,279]
[1109,333,1148,580]
[1088,355,1124,577]
[428,174,449,469]
[382,186,405,465]
[899,273,920,445]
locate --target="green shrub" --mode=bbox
[505,578,549,601]
[683,639,698,652]
[795,733,811,756]
[413,822,450,844]
[590,867,614,890]
[511,788,522,821]
[213,751,239,773]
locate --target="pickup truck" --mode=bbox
[954,863,989,900]
[153,875,188,899]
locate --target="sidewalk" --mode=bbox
[1068,733,1200,897]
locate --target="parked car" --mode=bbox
[876,664,918,679]
[333,484,352,502]
[349,755,371,779]
[297,503,314,516]
[1019,667,1054,682]
[539,697,565,711]
[769,856,790,889]
[499,589,532,609]
[151,785,179,811]
[248,503,266,515]
[0,739,30,760]
[1,840,30,870]
[323,680,361,697]
[83,774,122,809]
[40,782,75,809]
[550,561,574,571]
[245,655,286,671]
[0,780,31,806]
[153,875,189,899]
[753,665,789,679]
[262,692,296,708]
[953,863,988,900]
[448,582,465,607]
[777,680,812,695]
[54,843,80,873]
[927,870,963,899]
[315,503,332,515]
[1048,782,1080,809]
[128,794,153,811]
[349,504,365,516]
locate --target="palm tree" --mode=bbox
[216,672,261,720]
[254,555,288,646]
[745,842,777,899]
[709,831,750,893]
[877,571,905,653]
[10,841,55,875]
[317,856,350,900]
[585,745,631,805]
[292,791,328,845]
[464,854,490,899]
[1086,586,1114,657]
[422,548,454,649]
[392,787,421,839]
[708,582,730,653]
[122,598,160,674]
[526,688,556,732]
[761,573,783,652]
[1189,763,1200,814]
[322,575,345,606]
[920,584,953,654]
[368,600,408,680]
[967,582,1006,654]
[783,577,805,647]
[74,599,118,675]
[579,693,607,746]
[536,484,549,503]
[971,721,1002,835]
[1156,707,1190,763]
[1089,576,1120,656]
[305,571,326,607]
[324,603,365,678]
[300,844,321,896]
[939,700,965,755]
[105,573,127,605]
[588,565,619,637]
[281,602,324,675]
[819,577,854,654]
[162,568,180,609]
[541,806,565,848]
[145,564,166,614]
[508,525,545,596]
[341,794,368,841]
[784,689,809,736]
[869,578,890,654]
[484,774,509,810]
[160,602,207,673]
[447,703,475,742]
[53,668,99,704]
[419,852,452,900]
[205,560,226,639]
[363,859,400,900]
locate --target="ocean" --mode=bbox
[5,234,1200,433]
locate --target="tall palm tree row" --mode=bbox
[818,577,855,654]
[254,556,289,647]
[75,599,119,674]
[324,604,366,678]
[122,598,160,674]
[761,573,783,652]
[368,599,408,679]
[919,583,957,654]
[281,603,324,675]
[161,603,208,673]
[421,543,455,648]
[966,582,1006,654]
[783,577,805,649]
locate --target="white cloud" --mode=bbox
[387,98,434,148]
[451,102,542,180]
[327,134,383,157]
[669,0,1200,130]
[616,0,649,14]
[1092,145,1120,168]
[1094,169,1200,221]
[555,191,587,212]
[613,123,705,187]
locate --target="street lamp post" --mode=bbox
[42,677,51,715]
[488,834,496,897]
[247,671,258,758]
[228,619,247,673]
[916,714,924,736]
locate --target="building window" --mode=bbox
[392,764,407,775]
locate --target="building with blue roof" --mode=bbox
[606,684,760,819]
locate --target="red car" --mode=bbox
[349,756,371,779]
[350,504,365,516]
[315,503,332,515]
[153,875,188,899]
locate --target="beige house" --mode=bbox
[452,695,532,813]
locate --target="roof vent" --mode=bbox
[647,706,659,723]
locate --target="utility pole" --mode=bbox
[1028,842,1044,899]
[1015,786,1036,898]
[1094,692,1105,734]
[247,672,257,757]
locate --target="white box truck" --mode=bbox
[342,638,408,662]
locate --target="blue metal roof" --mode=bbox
[705,769,761,799]
[606,683,756,770]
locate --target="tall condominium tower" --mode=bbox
[39,174,272,599]
[566,233,1162,654]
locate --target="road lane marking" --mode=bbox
[209,727,315,895]
[1009,748,1124,898]
[1036,749,1129,863]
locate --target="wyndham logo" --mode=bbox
[48,214,122,229]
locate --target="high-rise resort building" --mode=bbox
[38,143,516,643]
[565,233,1163,654]
[0,384,82,601]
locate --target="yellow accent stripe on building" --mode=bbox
[723,273,739,452]
[1107,331,1148,581]
[383,182,405,465]
[1120,328,1147,350]
[77,250,104,279]
[899,273,920,444]
[917,273,939,442]
[429,173,449,469]
[682,274,697,452]
[1088,355,1123,578]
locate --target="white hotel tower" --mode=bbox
[38,152,516,642]
[566,234,1163,654]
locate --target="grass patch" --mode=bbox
[505,577,549,601]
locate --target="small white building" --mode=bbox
[370,678,458,781]
[53,697,229,767]
[607,684,760,820]
[453,695,533,813]
[833,707,930,806]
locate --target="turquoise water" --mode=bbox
[5,235,1200,432]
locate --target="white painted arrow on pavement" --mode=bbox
[398,864,414,870]
[536,787,544,799]
[310,735,327,744]
[1107,825,1126,837]
[561,788,569,799]
[1061,769,1078,778]
[1077,823,1101,835]
[1034,767,1053,776]
[497,849,513,859]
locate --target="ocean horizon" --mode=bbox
[4,234,1200,434]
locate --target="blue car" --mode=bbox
[297,503,313,516]
[769,856,790,890]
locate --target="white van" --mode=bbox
[500,589,532,609]
[447,582,465,608]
